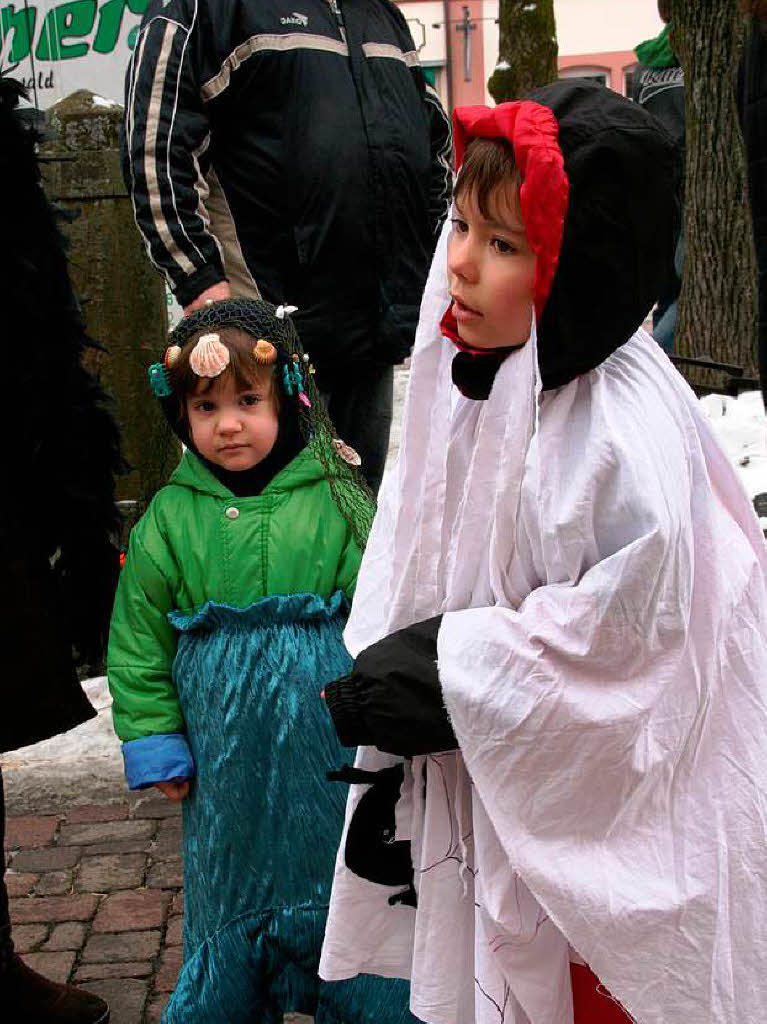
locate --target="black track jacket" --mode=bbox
[123,0,452,371]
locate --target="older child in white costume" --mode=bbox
[108,299,419,1024]
[319,82,767,1024]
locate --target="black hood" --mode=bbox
[529,79,681,388]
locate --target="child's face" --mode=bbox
[448,185,536,350]
[186,371,279,470]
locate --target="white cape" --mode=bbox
[320,222,767,1024]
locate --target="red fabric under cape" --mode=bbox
[571,964,632,1023]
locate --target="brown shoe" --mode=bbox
[0,954,110,1023]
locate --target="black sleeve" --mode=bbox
[423,81,452,239]
[324,615,458,757]
[121,0,226,306]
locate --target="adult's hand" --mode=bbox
[183,281,232,314]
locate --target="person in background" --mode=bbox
[122,0,452,494]
[632,0,685,352]
[0,71,123,1024]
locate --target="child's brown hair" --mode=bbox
[170,326,279,403]
[454,137,523,220]
[168,327,280,440]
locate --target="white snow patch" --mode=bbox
[699,390,767,529]
[90,94,121,108]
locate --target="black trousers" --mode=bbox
[319,364,394,496]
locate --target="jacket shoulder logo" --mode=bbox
[280,12,309,26]
[637,66,684,105]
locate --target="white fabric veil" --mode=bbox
[321,220,767,1024]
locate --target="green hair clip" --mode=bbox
[281,357,305,397]
[148,362,173,398]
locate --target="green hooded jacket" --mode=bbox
[108,445,362,743]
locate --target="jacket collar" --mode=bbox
[169,444,326,498]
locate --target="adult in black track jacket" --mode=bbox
[122,0,452,492]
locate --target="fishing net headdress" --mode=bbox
[149,297,375,550]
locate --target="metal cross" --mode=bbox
[455,6,476,83]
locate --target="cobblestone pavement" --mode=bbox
[5,797,184,1023]
[4,797,316,1023]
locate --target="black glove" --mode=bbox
[324,616,458,757]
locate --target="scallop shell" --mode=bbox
[332,438,362,467]
[253,339,278,364]
[164,344,182,368]
[189,333,230,378]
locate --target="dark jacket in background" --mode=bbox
[122,0,452,374]
[739,16,767,405]
[632,61,685,153]
[632,31,685,351]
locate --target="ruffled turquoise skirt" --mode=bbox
[162,593,417,1024]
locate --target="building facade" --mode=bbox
[400,0,665,110]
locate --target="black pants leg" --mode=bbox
[321,364,394,496]
[0,767,14,971]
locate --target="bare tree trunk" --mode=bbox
[673,0,758,381]
[488,0,558,104]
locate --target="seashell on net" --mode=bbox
[253,339,278,364]
[189,333,230,378]
[164,344,182,368]
[332,438,362,466]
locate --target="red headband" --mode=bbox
[452,101,568,320]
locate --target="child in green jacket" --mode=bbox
[108,299,415,1024]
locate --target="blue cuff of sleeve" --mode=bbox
[121,734,195,790]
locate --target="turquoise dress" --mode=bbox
[161,592,418,1024]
